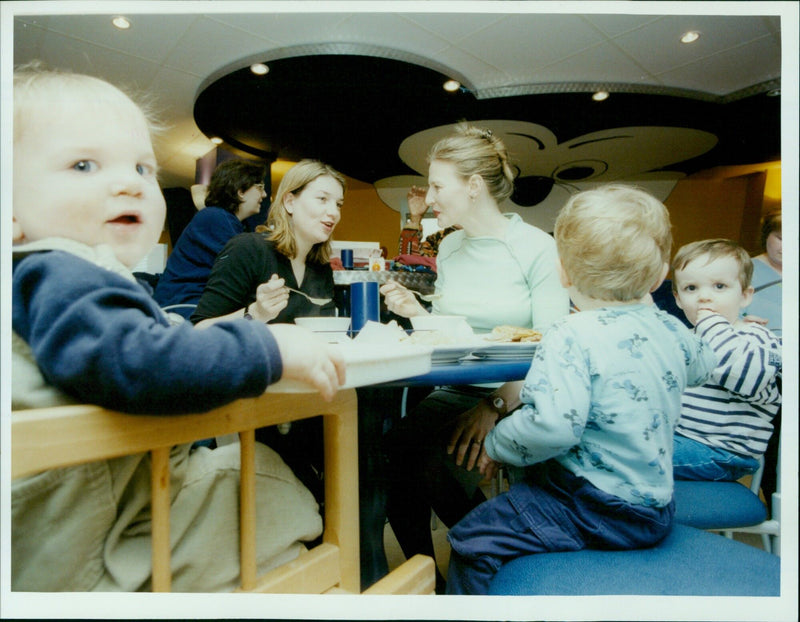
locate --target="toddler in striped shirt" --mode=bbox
[671,238,781,481]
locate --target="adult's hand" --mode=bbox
[269,324,346,401]
[407,185,428,226]
[447,402,499,471]
[380,280,426,318]
[253,274,290,321]
[743,313,769,326]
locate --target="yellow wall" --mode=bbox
[334,178,401,257]
[665,161,780,256]
[688,161,782,214]
[271,161,402,257]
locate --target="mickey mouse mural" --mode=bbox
[376,120,718,232]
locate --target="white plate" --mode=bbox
[471,341,539,360]
[431,346,475,364]
[268,342,433,392]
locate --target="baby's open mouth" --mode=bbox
[109,214,141,224]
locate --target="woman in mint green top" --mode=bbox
[380,124,570,591]
[432,212,566,332]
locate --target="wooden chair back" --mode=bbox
[12,390,379,593]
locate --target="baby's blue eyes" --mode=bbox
[71,160,155,176]
[73,160,97,172]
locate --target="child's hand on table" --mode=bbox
[270,324,346,401]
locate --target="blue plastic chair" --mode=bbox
[673,427,781,555]
[488,523,779,596]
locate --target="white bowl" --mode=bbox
[410,315,474,341]
[295,316,352,342]
[410,315,466,331]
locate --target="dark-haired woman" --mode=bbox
[153,159,267,318]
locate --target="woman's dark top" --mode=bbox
[190,232,336,324]
[153,207,245,318]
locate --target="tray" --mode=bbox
[268,342,433,392]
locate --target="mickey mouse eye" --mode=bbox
[553,160,608,182]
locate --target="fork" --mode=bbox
[286,287,332,306]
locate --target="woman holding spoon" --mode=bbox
[191,159,346,503]
[192,159,345,327]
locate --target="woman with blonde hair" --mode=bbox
[191,159,346,502]
[380,123,570,592]
[192,159,345,326]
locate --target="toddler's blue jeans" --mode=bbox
[673,433,760,481]
[445,461,674,595]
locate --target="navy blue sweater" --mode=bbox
[153,207,245,316]
[13,250,282,414]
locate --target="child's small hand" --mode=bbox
[695,307,717,322]
[269,324,346,401]
[448,404,499,470]
[254,274,289,321]
[478,448,501,479]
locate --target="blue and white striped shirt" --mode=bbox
[676,314,782,459]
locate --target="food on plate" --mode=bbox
[488,325,543,343]
[405,329,462,346]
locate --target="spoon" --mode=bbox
[409,290,442,302]
[286,287,332,306]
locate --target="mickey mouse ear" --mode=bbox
[512,176,554,206]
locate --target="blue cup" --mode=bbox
[341,249,354,269]
[349,281,379,334]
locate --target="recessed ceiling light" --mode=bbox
[592,90,609,102]
[443,79,461,92]
[680,31,700,44]
[766,88,781,97]
[111,16,131,30]
[250,63,269,76]
[210,137,223,145]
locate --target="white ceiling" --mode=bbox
[10,3,786,189]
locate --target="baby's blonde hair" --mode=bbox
[672,239,753,291]
[554,184,672,301]
[14,61,164,145]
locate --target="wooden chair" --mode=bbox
[12,389,434,594]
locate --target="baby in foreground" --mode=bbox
[445,184,716,594]
[11,65,344,591]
